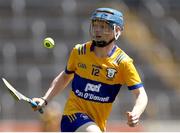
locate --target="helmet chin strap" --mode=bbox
[92,38,115,47]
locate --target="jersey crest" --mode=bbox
[106,68,117,79]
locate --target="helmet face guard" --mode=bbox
[90,8,124,47]
[90,20,113,39]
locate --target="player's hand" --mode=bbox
[126,111,139,127]
[32,97,47,111]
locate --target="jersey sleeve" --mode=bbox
[122,59,143,90]
[65,47,77,74]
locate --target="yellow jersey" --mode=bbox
[63,41,143,131]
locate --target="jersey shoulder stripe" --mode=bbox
[114,52,129,65]
[113,46,133,65]
[75,43,87,55]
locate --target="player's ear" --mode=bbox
[114,25,121,40]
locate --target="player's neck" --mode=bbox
[94,42,115,58]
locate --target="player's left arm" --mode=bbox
[121,57,148,127]
[126,86,148,127]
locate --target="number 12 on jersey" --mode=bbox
[91,68,100,76]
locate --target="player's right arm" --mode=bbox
[33,45,78,111]
[32,70,73,111]
[43,70,73,102]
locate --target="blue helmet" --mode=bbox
[90,8,124,30]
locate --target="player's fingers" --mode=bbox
[126,111,135,123]
[32,98,45,111]
[127,123,137,127]
[32,103,43,111]
[126,111,139,121]
[127,118,139,127]
[32,98,44,105]
[127,120,139,127]
[126,111,132,119]
[131,115,139,121]
[132,119,139,124]
[31,106,38,111]
[129,116,139,124]
[126,111,140,127]
[33,97,44,102]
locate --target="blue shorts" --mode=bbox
[60,113,94,132]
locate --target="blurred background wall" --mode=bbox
[0,0,180,131]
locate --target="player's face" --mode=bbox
[90,20,114,42]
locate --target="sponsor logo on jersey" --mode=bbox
[75,89,110,102]
[106,68,117,79]
[74,83,110,102]
[85,83,101,92]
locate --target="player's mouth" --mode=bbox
[95,36,102,39]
